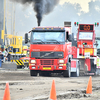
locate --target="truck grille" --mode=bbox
[31,51,64,59]
[40,60,54,65]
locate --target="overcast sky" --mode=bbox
[15,0,100,37]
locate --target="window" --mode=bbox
[13,38,14,44]
[79,32,93,40]
[31,31,65,44]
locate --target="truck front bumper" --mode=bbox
[29,64,66,71]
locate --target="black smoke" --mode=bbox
[11,0,59,26]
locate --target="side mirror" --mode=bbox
[66,31,72,42]
[25,33,28,44]
[94,41,98,47]
[68,35,72,42]
[72,33,77,46]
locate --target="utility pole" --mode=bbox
[13,2,15,36]
[3,0,6,32]
[2,0,6,43]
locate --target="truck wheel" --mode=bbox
[71,65,80,77]
[30,70,37,76]
[63,63,71,77]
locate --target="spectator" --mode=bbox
[6,52,11,61]
[2,49,8,62]
[0,51,4,62]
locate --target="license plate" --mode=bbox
[43,67,51,70]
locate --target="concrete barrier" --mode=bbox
[1,62,17,70]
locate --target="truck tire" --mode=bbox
[63,63,71,77]
[30,70,37,76]
[71,64,80,77]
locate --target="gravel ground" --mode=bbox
[0,69,100,100]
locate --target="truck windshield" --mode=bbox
[31,31,65,44]
[79,32,93,40]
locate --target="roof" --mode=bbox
[32,27,65,32]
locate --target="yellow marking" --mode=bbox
[23,60,25,62]
[26,60,29,62]
[43,67,51,70]
[82,56,85,58]
[23,60,29,63]
[63,64,66,66]
[16,60,21,65]
[19,60,24,65]
[15,60,24,65]
[84,49,93,55]
[13,60,19,65]
[11,60,28,65]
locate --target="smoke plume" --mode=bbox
[11,0,59,26]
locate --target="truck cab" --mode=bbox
[25,22,79,77]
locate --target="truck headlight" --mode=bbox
[31,60,36,63]
[59,60,64,63]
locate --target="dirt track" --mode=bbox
[0,69,100,100]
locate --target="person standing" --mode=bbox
[0,51,4,63]
[2,49,8,62]
[6,52,11,61]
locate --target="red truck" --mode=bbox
[72,23,98,75]
[25,22,80,77]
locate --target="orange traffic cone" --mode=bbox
[3,82,11,100]
[86,76,92,94]
[49,80,57,100]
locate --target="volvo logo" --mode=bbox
[58,54,62,56]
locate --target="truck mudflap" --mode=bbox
[71,59,80,77]
[84,58,96,74]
